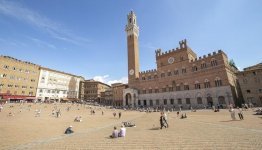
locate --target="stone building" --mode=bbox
[101,89,113,105]
[36,67,84,102]
[123,11,240,109]
[237,63,262,106]
[100,83,128,106]
[112,83,128,106]
[81,79,111,103]
[0,55,40,102]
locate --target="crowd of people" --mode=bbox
[1,101,261,141]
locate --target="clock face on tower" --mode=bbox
[129,69,134,75]
[168,57,175,64]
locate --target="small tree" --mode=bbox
[229,59,238,70]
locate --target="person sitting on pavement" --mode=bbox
[123,121,136,127]
[118,125,126,137]
[110,126,118,138]
[64,125,74,134]
[74,116,82,122]
[8,112,14,117]
[181,113,187,119]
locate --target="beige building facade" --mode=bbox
[81,80,111,103]
[0,56,40,101]
[101,89,113,105]
[123,11,240,109]
[112,83,128,106]
[237,63,262,106]
[100,83,128,106]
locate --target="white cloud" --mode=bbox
[28,37,56,49]
[93,75,109,83]
[107,77,128,85]
[0,0,90,46]
[93,75,128,86]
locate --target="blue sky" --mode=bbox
[0,0,261,85]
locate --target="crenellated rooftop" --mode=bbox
[139,69,157,75]
[155,39,190,57]
[189,50,225,63]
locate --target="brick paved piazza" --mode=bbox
[0,103,261,150]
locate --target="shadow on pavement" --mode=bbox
[149,127,160,130]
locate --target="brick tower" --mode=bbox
[125,11,140,87]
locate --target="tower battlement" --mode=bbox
[179,39,187,49]
[155,39,188,57]
[139,69,157,75]
[189,50,225,63]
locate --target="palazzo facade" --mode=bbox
[123,11,240,109]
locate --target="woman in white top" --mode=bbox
[118,125,126,137]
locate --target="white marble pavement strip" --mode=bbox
[183,119,262,133]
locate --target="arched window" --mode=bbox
[138,100,141,105]
[197,97,203,104]
[218,96,226,104]
[182,67,187,74]
[177,98,182,104]
[192,65,198,72]
[142,89,146,94]
[156,99,160,105]
[211,58,218,66]
[170,99,174,105]
[162,87,166,92]
[149,100,153,106]
[204,79,211,88]
[186,98,191,104]
[161,72,165,78]
[215,77,222,87]
[164,99,167,105]
[184,83,189,90]
[147,76,151,80]
[176,84,181,91]
[169,86,174,92]
[201,61,207,69]
[195,81,201,89]
[174,69,179,75]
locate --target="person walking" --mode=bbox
[237,107,244,120]
[164,112,168,128]
[119,112,122,119]
[229,107,236,120]
[160,112,167,129]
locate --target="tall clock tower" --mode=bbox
[125,11,140,86]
